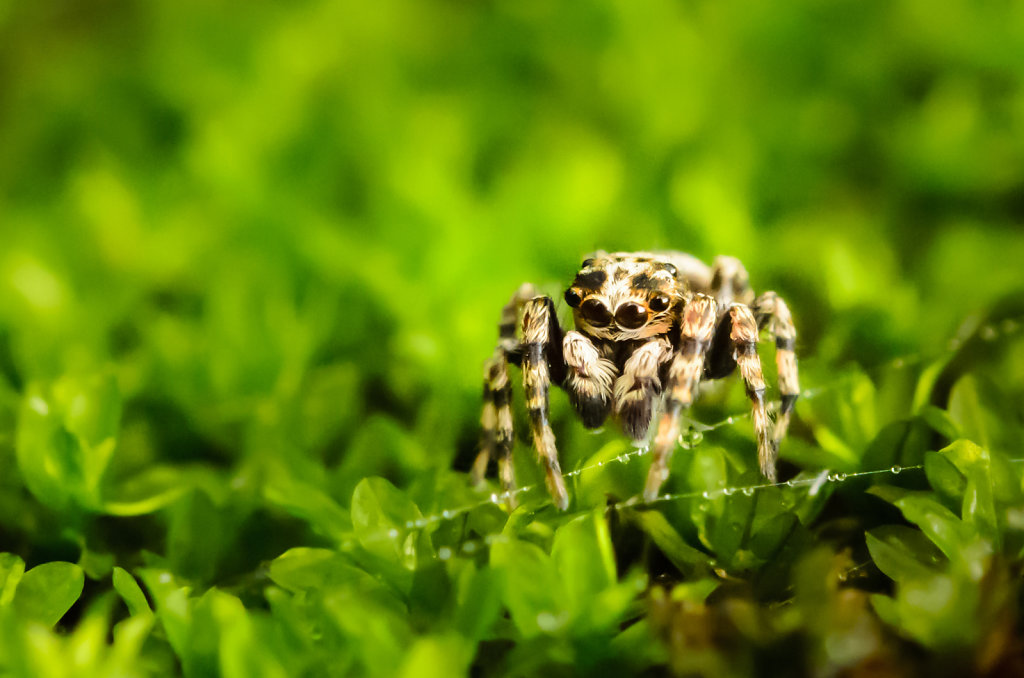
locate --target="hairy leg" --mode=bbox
[474,284,562,506]
[644,294,718,502]
[709,256,755,310]
[563,330,617,428]
[754,291,801,441]
[522,296,570,510]
[471,348,515,496]
[614,337,672,440]
[730,304,776,481]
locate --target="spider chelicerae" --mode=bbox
[471,251,800,510]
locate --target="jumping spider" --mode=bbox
[472,251,800,510]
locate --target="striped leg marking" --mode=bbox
[730,304,776,481]
[754,291,800,443]
[473,284,540,503]
[471,349,516,494]
[522,297,569,510]
[644,294,718,502]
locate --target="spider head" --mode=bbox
[563,252,681,340]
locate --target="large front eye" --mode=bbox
[564,288,582,308]
[580,298,612,327]
[615,302,648,329]
[649,294,671,312]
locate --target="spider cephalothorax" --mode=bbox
[472,251,800,510]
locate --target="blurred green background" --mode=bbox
[1,0,1024,676]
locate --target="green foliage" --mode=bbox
[0,0,1023,676]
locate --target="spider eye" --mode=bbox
[581,258,595,269]
[580,299,612,327]
[564,288,582,308]
[615,302,648,329]
[649,294,671,312]
[662,263,678,277]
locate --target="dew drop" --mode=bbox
[786,479,798,487]
[442,510,454,520]
[742,487,755,496]
[388,528,399,539]
[723,488,735,496]
[438,547,452,561]
[891,465,902,475]
[415,519,428,528]
[405,521,415,529]
[836,472,847,482]
[702,491,711,499]
[697,501,709,512]
[726,417,735,425]
[489,493,499,504]
[590,427,605,435]
[462,541,477,554]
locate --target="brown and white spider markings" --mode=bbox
[471,251,800,510]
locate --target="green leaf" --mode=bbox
[137,568,193,664]
[13,561,85,627]
[16,374,121,512]
[924,451,966,501]
[167,489,227,584]
[112,567,153,618]
[918,405,960,441]
[0,553,25,606]
[869,487,988,579]
[873,573,980,649]
[490,538,565,637]
[866,525,946,582]
[941,438,1020,505]
[748,512,797,561]
[268,547,396,610]
[351,476,428,568]
[211,590,290,678]
[551,511,616,617]
[397,633,473,678]
[453,563,502,642]
[630,509,714,576]
[103,465,194,516]
[264,471,353,545]
[948,375,995,451]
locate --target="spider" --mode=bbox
[471,251,800,510]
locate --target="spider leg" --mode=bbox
[614,337,672,440]
[471,284,540,502]
[643,294,718,502]
[730,303,777,481]
[522,296,570,510]
[709,255,755,308]
[563,330,616,428]
[471,348,515,493]
[753,291,800,442]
